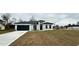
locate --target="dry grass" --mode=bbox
[10,30,79,46]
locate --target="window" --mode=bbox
[46,25,48,29]
[49,25,51,29]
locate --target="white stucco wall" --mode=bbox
[67,27,79,30]
[29,24,34,31]
[37,22,40,31]
[43,24,53,30]
[15,25,17,31]
[37,25,40,30]
[15,23,54,31]
[0,24,5,30]
[43,24,46,30]
[51,25,54,29]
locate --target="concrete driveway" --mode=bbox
[0,31,27,46]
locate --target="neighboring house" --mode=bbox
[67,25,79,30]
[15,20,54,31]
[0,20,5,30]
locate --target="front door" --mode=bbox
[33,25,37,30]
[40,24,43,30]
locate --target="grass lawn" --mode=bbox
[10,30,79,46]
[0,29,14,34]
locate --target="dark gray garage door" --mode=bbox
[17,25,29,31]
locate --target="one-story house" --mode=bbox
[0,20,5,30]
[15,20,54,31]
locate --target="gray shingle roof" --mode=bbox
[38,20,45,22]
[15,21,38,24]
[43,22,54,24]
[15,20,54,25]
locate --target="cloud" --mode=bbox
[1,13,79,26]
[55,18,78,26]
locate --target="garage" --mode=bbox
[17,25,29,31]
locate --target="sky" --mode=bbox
[0,13,79,26]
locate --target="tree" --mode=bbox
[1,13,11,30]
[11,18,16,24]
[54,25,59,29]
[19,18,23,22]
[77,22,79,25]
[68,24,72,26]
[29,16,36,21]
[1,13,11,25]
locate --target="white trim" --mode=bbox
[15,24,31,25]
[15,25,17,31]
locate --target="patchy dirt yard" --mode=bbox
[10,30,79,46]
